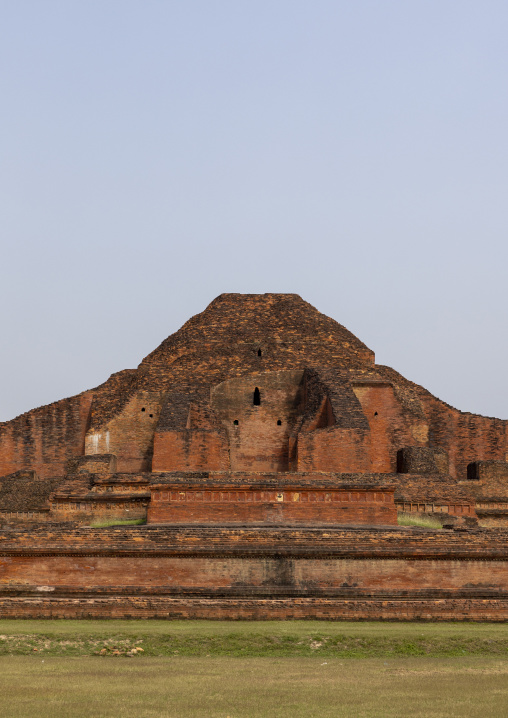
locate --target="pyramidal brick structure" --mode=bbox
[0,293,508,620]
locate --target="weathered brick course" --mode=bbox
[0,293,507,618]
[1,525,508,620]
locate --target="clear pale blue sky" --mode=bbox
[1,1,507,422]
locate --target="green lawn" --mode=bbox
[1,619,507,658]
[1,655,507,717]
[1,621,508,717]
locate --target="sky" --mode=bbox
[1,0,507,422]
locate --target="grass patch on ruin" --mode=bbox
[88,518,146,528]
[1,620,508,659]
[1,655,508,717]
[397,512,443,529]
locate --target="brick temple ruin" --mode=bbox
[1,293,507,620]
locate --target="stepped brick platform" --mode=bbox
[1,525,508,620]
[148,472,397,525]
[1,293,507,619]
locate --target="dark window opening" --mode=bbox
[257,348,262,357]
[374,411,378,416]
[253,387,261,405]
[467,462,480,480]
[277,419,282,426]
[233,419,239,426]
[141,407,146,412]
[149,414,153,418]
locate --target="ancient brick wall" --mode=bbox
[466,462,508,527]
[0,392,93,479]
[3,524,505,559]
[0,471,63,513]
[2,554,507,592]
[84,294,376,443]
[397,446,449,475]
[413,392,508,481]
[47,470,150,523]
[147,486,396,525]
[393,474,476,507]
[85,391,165,473]
[66,454,118,476]
[211,371,304,472]
[1,525,507,620]
[396,503,475,517]
[2,293,507,493]
[49,498,148,523]
[468,461,508,496]
[1,596,506,621]
[352,382,427,473]
[1,288,508,589]
[475,512,508,528]
[152,430,229,472]
[0,511,52,524]
[296,428,371,472]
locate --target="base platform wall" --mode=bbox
[1,525,508,621]
[1,596,507,621]
[2,556,508,592]
[147,485,397,526]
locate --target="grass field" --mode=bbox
[1,655,507,717]
[1,619,508,658]
[0,621,507,717]
[397,512,443,528]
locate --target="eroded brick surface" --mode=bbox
[0,293,508,618]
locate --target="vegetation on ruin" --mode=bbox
[397,512,443,529]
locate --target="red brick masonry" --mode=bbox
[1,293,508,619]
[1,525,507,621]
[148,484,397,525]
